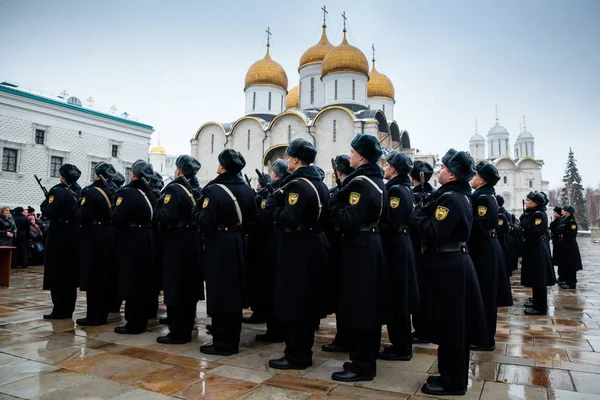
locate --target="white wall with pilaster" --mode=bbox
[322,73,368,107]
[191,124,228,186]
[469,139,486,161]
[366,97,395,121]
[488,135,511,159]
[299,64,325,109]
[227,118,265,182]
[244,85,286,116]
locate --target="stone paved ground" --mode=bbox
[0,239,599,399]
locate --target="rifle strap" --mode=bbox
[174,183,197,207]
[94,187,112,209]
[215,184,243,225]
[137,189,154,220]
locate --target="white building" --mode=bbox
[148,144,178,180]
[0,81,154,209]
[190,13,413,188]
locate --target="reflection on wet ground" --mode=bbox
[0,239,599,399]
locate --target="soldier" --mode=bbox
[469,162,512,352]
[557,205,583,289]
[263,139,329,370]
[192,149,257,356]
[76,162,118,326]
[412,149,489,396]
[113,172,126,189]
[112,160,157,334]
[328,134,389,382]
[154,155,203,344]
[550,206,563,283]
[379,151,419,361]
[322,155,357,353]
[409,160,434,344]
[496,195,512,278]
[521,192,556,315]
[41,164,82,319]
[148,170,165,320]
[252,158,290,342]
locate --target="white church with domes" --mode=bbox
[185,10,413,188]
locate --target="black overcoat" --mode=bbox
[323,185,343,315]
[411,180,489,347]
[550,217,563,267]
[519,207,556,287]
[40,181,81,290]
[497,207,512,277]
[381,175,419,318]
[76,180,116,291]
[557,215,583,272]
[264,166,329,322]
[192,172,257,316]
[111,179,157,301]
[154,176,204,306]
[507,218,520,271]
[329,163,390,330]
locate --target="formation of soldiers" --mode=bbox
[36,134,582,396]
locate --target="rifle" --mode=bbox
[331,158,341,190]
[99,175,116,196]
[141,177,160,201]
[418,171,426,206]
[522,199,526,212]
[63,182,79,201]
[34,175,49,197]
[255,168,274,195]
[244,174,252,187]
[181,176,202,202]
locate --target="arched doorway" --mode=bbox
[262,144,288,172]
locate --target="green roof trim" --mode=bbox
[0,85,153,130]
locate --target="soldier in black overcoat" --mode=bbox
[521,191,556,315]
[550,206,563,283]
[192,149,258,356]
[557,205,583,289]
[75,162,117,326]
[507,214,520,272]
[113,172,125,189]
[328,134,390,382]
[263,140,329,370]
[154,156,203,344]
[412,149,489,396]
[496,195,512,277]
[409,160,434,344]
[253,158,289,343]
[112,160,157,334]
[468,162,513,352]
[322,155,357,353]
[147,171,165,320]
[379,151,419,361]
[40,164,82,319]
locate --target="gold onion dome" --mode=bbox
[244,43,288,91]
[285,85,299,109]
[150,145,166,155]
[299,25,334,69]
[367,59,395,100]
[321,29,369,78]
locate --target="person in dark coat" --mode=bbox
[11,207,29,268]
[496,195,512,278]
[0,206,16,246]
[40,164,82,319]
[521,191,556,315]
[550,206,563,283]
[379,151,419,361]
[328,134,390,382]
[76,162,118,326]
[409,160,435,344]
[468,162,513,352]
[147,170,165,320]
[263,140,329,370]
[154,155,204,344]
[322,154,358,353]
[252,158,289,343]
[412,149,489,396]
[113,172,126,189]
[112,160,157,334]
[192,149,258,356]
[507,213,520,272]
[557,205,583,289]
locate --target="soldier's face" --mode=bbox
[470,174,484,189]
[383,163,395,180]
[438,164,451,185]
[553,212,561,218]
[563,211,571,217]
[349,148,363,168]
[287,156,299,172]
[525,199,535,209]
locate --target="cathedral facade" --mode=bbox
[188,14,412,188]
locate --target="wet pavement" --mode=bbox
[0,238,599,399]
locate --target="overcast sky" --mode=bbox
[1,0,598,189]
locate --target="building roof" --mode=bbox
[285,85,299,109]
[367,59,394,100]
[321,29,369,78]
[0,82,153,130]
[244,44,288,91]
[299,25,334,70]
[488,121,509,136]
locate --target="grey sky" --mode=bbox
[1,0,598,189]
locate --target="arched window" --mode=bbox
[252,93,256,111]
[382,104,385,114]
[529,180,533,188]
[333,120,337,142]
[352,80,355,100]
[310,77,315,105]
[268,92,272,111]
[247,130,251,150]
[334,80,338,100]
[211,134,214,154]
[288,125,291,143]
[503,176,507,184]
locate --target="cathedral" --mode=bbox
[186,10,412,187]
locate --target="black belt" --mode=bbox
[52,219,70,224]
[358,225,379,233]
[124,223,152,229]
[488,229,497,238]
[216,225,241,232]
[397,225,410,235]
[80,220,111,227]
[282,223,320,233]
[164,221,197,230]
[433,242,468,253]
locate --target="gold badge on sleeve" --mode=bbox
[498,219,504,225]
[435,206,449,221]
[261,199,267,209]
[571,224,577,230]
[80,197,86,205]
[349,192,361,205]
[116,197,123,206]
[164,194,171,204]
[48,195,54,204]
[390,197,400,209]
[478,206,487,216]
[202,198,209,208]
[534,218,542,225]
[288,193,299,205]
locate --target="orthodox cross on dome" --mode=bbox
[495,104,499,122]
[475,118,478,133]
[265,27,272,47]
[157,131,162,146]
[87,96,94,108]
[60,90,69,97]
[341,11,347,32]
[372,43,376,63]
[523,115,527,130]
[321,5,328,26]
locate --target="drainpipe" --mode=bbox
[361,121,365,134]
[307,125,316,147]
[261,129,269,172]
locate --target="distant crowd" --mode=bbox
[0,205,48,267]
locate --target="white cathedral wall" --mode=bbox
[268,114,309,149]
[322,73,368,107]
[299,64,325,109]
[192,125,228,186]
[148,152,167,175]
[244,85,286,116]
[0,93,152,208]
[469,141,486,161]
[227,119,264,183]
[514,140,535,159]
[366,97,395,121]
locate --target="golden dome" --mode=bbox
[367,59,395,100]
[299,25,334,69]
[321,30,369,78]
[150,145,166,155]
[244,44,288,91]
[285,85,299,109]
